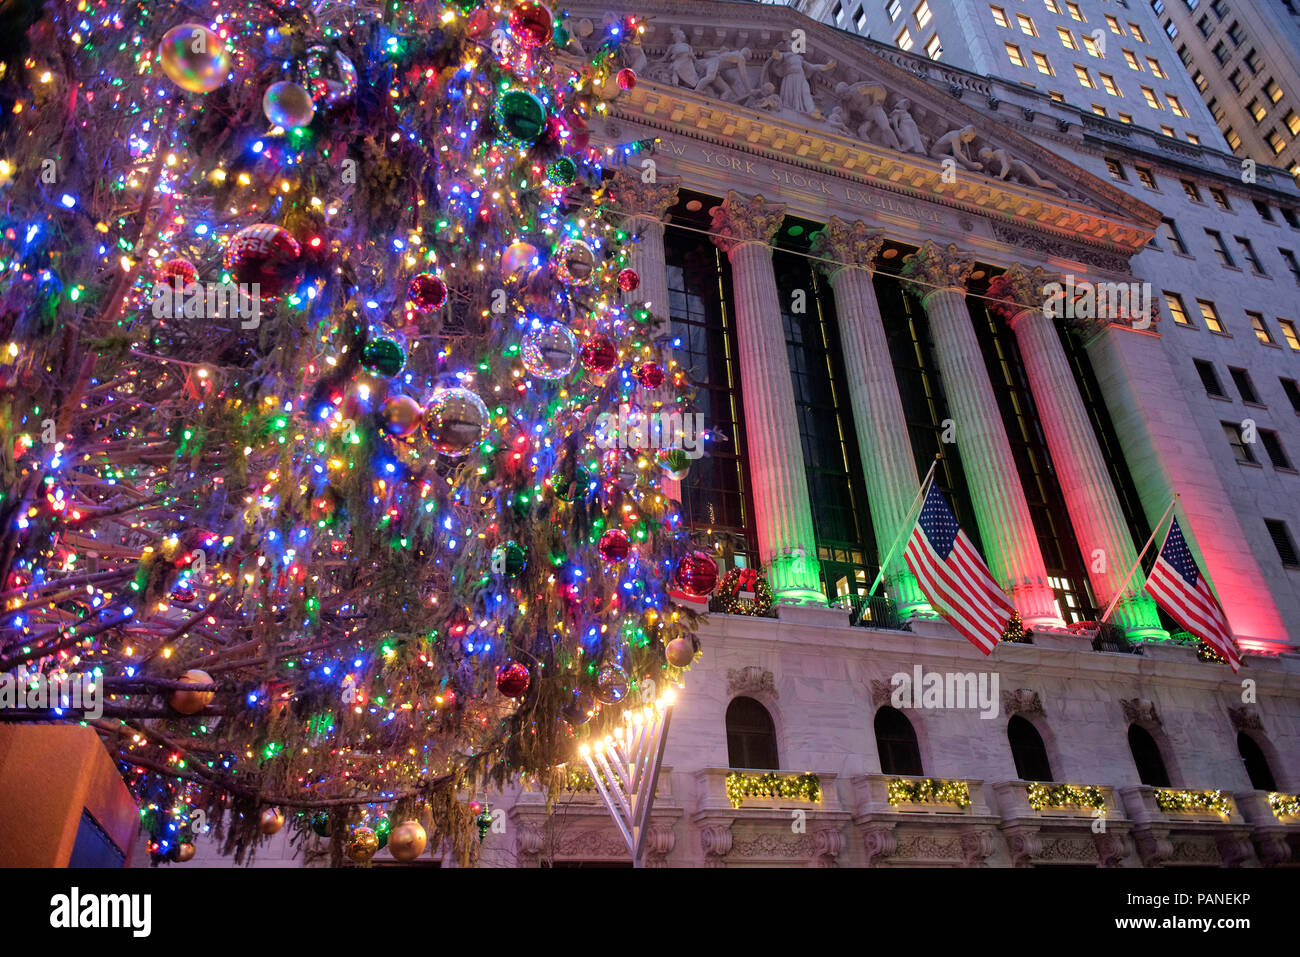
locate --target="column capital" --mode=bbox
[809,217,886,280]
[709,191,786,255]
[610,170,680,222]
[899,241,976,302]
[986,264,1054,325]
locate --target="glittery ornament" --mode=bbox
[423,387,490,456]
[346,826,379,863]
[169,579,196,604]
[360,337,406,377]
[617,68,637,91]
[262,81,316,129]
[598,527,631,563]
[380,395,424,437]
[169,669,214,715]
[521,321,578,379]
[596,662,630,703]
[509,1,554,48]
[633,362,664,389]
[495,88,547,143]
[490,541,526,577]
[546,156,578,186]
[551,466,591,501]
[496,662,531,698]
[673,550,719,599]
[222,224,302,300]
[580,334,618,375]
[158,24,230,94]
[157,258,198,287]
[553,238,596,285]
[406,272,447,311]
[616,267,640,291]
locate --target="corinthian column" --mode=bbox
[613,173,682,501]
[710,191,823,604]
[987,267,1165,639]
[899,242,1062,628]
[809,219,927,617]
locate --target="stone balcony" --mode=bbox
[1234,790,1300,867]
[1118,785,1257,867]
[851,773,1001,866]
[991,780,1134,867]
[691,767,852,867]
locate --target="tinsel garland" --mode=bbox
[887,777,972,808]
[724,771,821,808]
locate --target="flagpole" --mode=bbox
[867,455,941,598]
[1098,494,1178,625]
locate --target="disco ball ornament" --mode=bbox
[304,44,358,107]
[380,395,424,437]
[496,662,531,698]
[616,267,640,292]
[495,88,547,143]
[521,321,578,379]
[157,258,198,287]
[158,24,230,94]
[659,448,692,481]
[388,820,426,861]
[423,386,490,457]
[633,362,665,389]
[597,527,631,563]
[169,669,214,715]
[665,637,695,668]
[674,550,719,599]
[223,224,302,300]
[262,81,316,129]
[580,334,618,375]
[311,812,333,837]
[562,688,595,725]
[258,808,285,835]
[169,580,197,604]
[360,336,406,377]
[617,68,637,91]
[346,826,379,863]
[501,241,539,282]
[490,541,527,577]
[596,663,630,703]
[546,156,578,186]
[509,1,554,48]
[406,272,447,312]
[553,238,596,285]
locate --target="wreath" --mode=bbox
[718,566,773,616]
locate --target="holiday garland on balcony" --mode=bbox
[1154,788,1234,818]
[886,777,971,808]
[0,0,718,865]
[1025,783,1106,812]
[724,771,821,808]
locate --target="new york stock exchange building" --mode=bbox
[269,0,1300,869]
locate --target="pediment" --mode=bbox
[565,0,1160,259]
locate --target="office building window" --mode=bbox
[1124,48,1142,70]
[1106,14,1124,35]
[1006,41,1026,66]
[726,698,779,770]
[1237,237,1266,273]
[897,27,914,50]
[1181,179,1202,202]
[1017,12,1036,35]
[1280,318,1300,350]
[1222,421,1258,464]
[1209,187,1230,210]
[1265,519,1300,566]
[1161,217,1188,253]
[1033,51,1054,74]
[1141,86,1162,109]
[1248,98,1267,123]
[1247,310,1274,343]
[1129,22,1147,42]
[1280,377,1300,412]
[875,708,923,775]
[1160,125,1175,138]
[1058,26,1077,48]
[1255,200,1275,222]
[1281,248,1300,284]
[1267,128,1288,155]
[925,33,942,59]
[1206,229,1236,267]
[1075,64,1094,87]
[1166,292,1191,324]
[1265,78,1284,103]
[1238,733,1280,792]
[1260,430,1293,469]
[1044,0,1060,13]
[1197,298,1225,332]
[1100,73,1120,95]
[1118,111,1133,123]
[1146,57,1167,77]
[1128,725,1172,787]
[832,0,845,21]
[1281,209,1300,229]
[1105,157,1127,180]
[1229,366,1260,402]
[1244,47,1261,73]
[1227,20,1246,45]
[1008,717,1055,782]
[1225,127,1242,150]
[1228,67,1243,90]
[886,0,902,19]
[991,4,1010,27]
[1194,358,1226,396]
[1192,70,1208,91]
[1066,1,1084,21]
[1092,104,1108,116]
[915,0,933,28]
[1136,166,1158,189]
[1082,33,1101,56]
[1167,93,1188,117]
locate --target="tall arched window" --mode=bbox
[1237,732,1278,791]
[726,697,778,770]
[874,706,923,776]
[1128,725,1172,787]
[1008,715,1054,782]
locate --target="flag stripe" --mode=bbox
[1142,516,1240,671]
[905,538,1002,645]
[906,536,1004,636]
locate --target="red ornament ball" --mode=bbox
[674,550,719,599]
[508,1,554,48]
[580,335,618,375]
[158,258,198,287]
[496,662,531,698]
[469,801,483,815]
[598,527,631,563]
[407,273,447,312]
[616,267,640,292]
[223,224,302,300]
[633,362,665,389]
[617,68,637,91]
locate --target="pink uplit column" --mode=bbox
[988,266,1164,639]
[710,191,824,604]
[900,242,1063,629]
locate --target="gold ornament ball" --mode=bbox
[175,842,196,862]
[258,807,285,835]
[346,826,380,863]
[381,395,424,437]
[158,24,231,94]
[169,669,215,715]
[501,241,539,283]
[387,820,427,861]
[665,637,695,668]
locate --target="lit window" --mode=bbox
[1092,103,1107,116]
[1006,42,1026,66]
[1136,166,1158,189]
[1287,111,1300,137]
[1160,125,1175,138]
[1105,157,1126,180]
[1165,292,1191,325]
[991,5,1009,27]
[1146,57,1167,78]
[1198,299,1225,333]
[1017,13,1037,35]
[1248,98,1266,123]
[1049,89,1065,102]
[897,27,914,50]
[1168,94,1187,117]
[1101,73,1120,96]
[1265,78,1284,104]
[1209,187,1230,211]
[915,0,933,28]
[1181,179,1202,202]
[1129,23,1147,43]
[1081,34,1100,57]
[1075,64,1094,87]
[1124,49,1142,70]
[1186,132,1200,144]
[1066,1,1084,22]
[1106,14,1124,35]
[1248,311,1275,344]
[1033,51,1054,74]
[1278,318,1300,351]
[1225,127,1242,150]
[1118,112,1133,124]
[925,33,942,59]
[1142,86,1162,109]
[1044,0,1060,13]
[1057,27,1077,48]
[1267,128,1287,155]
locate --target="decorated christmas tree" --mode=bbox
[0,0,714,865]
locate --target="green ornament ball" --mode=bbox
[491,541,527,577]
[547,156,578,186]
[495,88,547,143]
[361,336,406,377]
[374,817,391,849]
[552,466,591,502]
[311,812,332,837]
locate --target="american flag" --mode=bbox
[1143,517,1240,671]
[904,482,1014,654]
